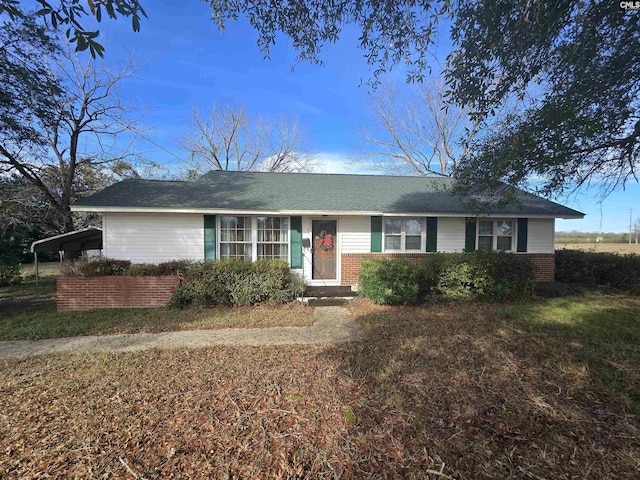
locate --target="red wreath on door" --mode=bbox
[316,230,334,251]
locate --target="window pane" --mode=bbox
[497,221,512,236]
[497,236,512,251]
[385,235,401,250]
[221,216,233,229]
[478,236,493,252]
[479,221,493,235]
[406,219,422,235]
[385,218,401,235]
[257,243,288,260]
[405,235,421,250]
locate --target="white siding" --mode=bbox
[340,216,371,253]
[527,218,555,253]
[104,213,204,263]
[437,217,467,252]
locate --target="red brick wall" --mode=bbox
[341,252,555,286]
[522,253,555,282]
[341,253,429,287]
[57,275,181,312]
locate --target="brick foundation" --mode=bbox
[57,275,181,312]
[341,253,430,287]
[521,253,555,282]
[341,252,556,286]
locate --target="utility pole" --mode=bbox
[630,209,633,245]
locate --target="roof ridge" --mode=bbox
[197,170,451,180]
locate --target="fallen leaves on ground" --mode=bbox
[1,297,639,478]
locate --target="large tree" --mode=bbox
[1,34,141,233]
[362,79,477,176]
[1,0,146,56]
[183,102,312,174]
[206,0,639,195]
[5,1,638,195]
[448,1,640,197]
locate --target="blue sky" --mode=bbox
[91,1,638,233]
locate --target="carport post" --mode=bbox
[34,251,39,286]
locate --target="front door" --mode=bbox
[312,220,337,280]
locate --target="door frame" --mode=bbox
[306,217,340,286]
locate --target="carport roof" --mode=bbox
[30,227,102,253]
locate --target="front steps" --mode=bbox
[301,286,356,307]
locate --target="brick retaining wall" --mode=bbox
[57,275,181,312]
[341,252,556,286]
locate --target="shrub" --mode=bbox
[358,258,420,305]
[62,258,194,277]
[434,255,492,298]
[555,249,640,290]
[170,259,301,307]
[0,263,21,286]
[128,259,194,276]
[62,258,132,276]
[359,253,535,304]
[430,253,535,300]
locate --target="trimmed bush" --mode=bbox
[555,249,640,290]
[358,253,535,305]
[170,259,301,307]
[358,258,420,305]
[428,253,535,300]
[62,258,194,277]
[62,258,132,276]
[128,260,194,276]
[0,263,22,286]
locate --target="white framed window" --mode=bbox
[219,216,290,261]
[477,219,514,252]
[220,216,252,260]
[257,217,289,260]
[384,217,424,252]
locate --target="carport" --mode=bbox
[30,227,103,284]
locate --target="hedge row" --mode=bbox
[62,258,193,277]
[555,249,640,290]
[358,253,536,305]
[170,259,302,307]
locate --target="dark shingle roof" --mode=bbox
[73,171,584,217]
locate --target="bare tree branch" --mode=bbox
[182,102,313,174]
[361,79,478,177]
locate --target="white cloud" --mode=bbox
[310,152,382,175]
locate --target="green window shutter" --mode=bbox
[290,216,303,268]
[517,218,528,252]
[371,216,382,252]
[426,217,438,252]
[464,217,476,252]
[204,215,216,260]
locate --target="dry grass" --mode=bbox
[1,275,313,340]
[556,243,640,255]
[0,301,314,340]
[1,296,640,479]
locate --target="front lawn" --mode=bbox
[0,275,313,340]
[0,302,313,340]
[1,294,639,478]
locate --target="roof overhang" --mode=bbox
[71,205,584,220]
[31,227,103,253]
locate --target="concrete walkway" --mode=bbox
[0,306,363,360]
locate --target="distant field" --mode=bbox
[555,243,640,254]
